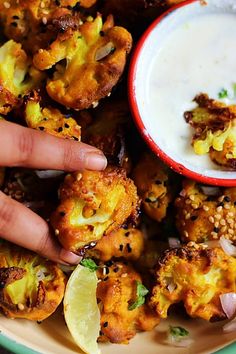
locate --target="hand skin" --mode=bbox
[0,120,107,264]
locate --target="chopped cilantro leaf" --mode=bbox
[80,258,99,272]
[218,88,228,99]
[233,83,236,98]
[169,326,189,339]
[128,281,149,310]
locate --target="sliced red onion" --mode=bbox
[35,170,64,179]
[223,318,236,333]
[168,237,181,249]
[220,293,236,319]
[199,185,220,196]
[179,189,186,197]
[219,237,236,257]
[95,42,114,61]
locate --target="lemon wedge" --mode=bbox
[63,264,101,354]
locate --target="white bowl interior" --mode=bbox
[134,0,236,181]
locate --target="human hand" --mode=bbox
[0,120,107,264]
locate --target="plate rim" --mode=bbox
[0,331,235,354]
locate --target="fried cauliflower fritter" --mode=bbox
[132,153,174,222]
[25,91,81,140]
[0,0,81,54]
[150,243,236,321]
[0,40,44,114]
[184,93,236,169]
[50,167,139,253]
[84,98,131,171]
[33,14,132,110]
[97,261,159,344]
[0,241,66,321]
[175,180,236,242]
[87,227,144,262]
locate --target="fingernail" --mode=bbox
[60,249,82,264]
[85,151,107,170]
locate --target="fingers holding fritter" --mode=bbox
[150,243,236,321]
[175,180,236,242]
[0,241,66,321]
[50,167,140,253]
[97,261,159,344]
[133,153,175,222]
[33,14,132,110]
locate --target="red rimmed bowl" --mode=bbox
[128,0,236,186]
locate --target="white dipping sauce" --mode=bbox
[138,9,236,178]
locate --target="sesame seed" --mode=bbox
[18,303,24,310]
[224,204,230,210]
[121,273,127,278]
[228,212,234,217]
[221,226,227,233]
[209,216,214,223]
[227,218,234,224]
[55,229,59,235]
[203,205,209,211]
[181,221,186,226]
[228,229,234,235]
[3,1,10,8]
[216,206,223,213]
[192,203,198,209]
[215,214,221,220]
[42,17,47,25]
[40,1,45,7]
[214,222,219,228]
[39,49,44,53]
[220,219,226,226]
[127,244,132,253]
[185,199,191,205]
[184,231,189,238]
[185,213,191,220]
[189,195,195,201]
[212,233,218,239]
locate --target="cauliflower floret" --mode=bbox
[86,227,144,261]
[25,91,81,140]
[0,40,44,114]
[0,241,66,321]
[84,98,131,171]
[184,93,236,169]
[50,167,140,253]
[175,179,236,243]
[150,243,236,321]
[132,152,175,222]
[0,0,84,53]
[97,261,159,344]
[33,14,132,110]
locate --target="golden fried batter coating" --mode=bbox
[33,14,132,110]
[0,0,80,53]
[175,180,236,242]
[184,93,236,169]
[97,261,159,343]
[50,167,139,253]
[25,91,81,140]
[87,227,144,262]
[150,243,236,321]
[84,98,131,171]
[0,40,44,114]
[0,241,66,321]
[132,153,174,222]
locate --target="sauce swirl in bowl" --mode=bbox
[129,0,236,186]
